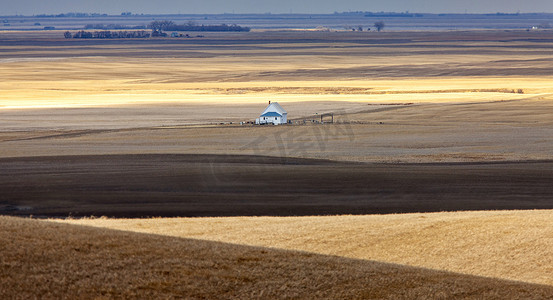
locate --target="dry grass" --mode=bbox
[2,31,553,162]
[2,31,553,109]
[61,210,553,286]
[3,215,553,299]
[2,97,552,162]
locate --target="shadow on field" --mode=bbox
[1,154,553,218]
[2,216,553,299]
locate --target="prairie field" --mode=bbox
[1,26,553,298]
[59,210,553,286]
[5,214,553,299]
[1,30,553,163]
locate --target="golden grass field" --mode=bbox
[56,210,553,286]
[2,31,553,162]
[2,28,553,298]
[5,214,553,299]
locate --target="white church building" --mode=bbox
[256,101,288,125]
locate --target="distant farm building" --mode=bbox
[256,101,287,125]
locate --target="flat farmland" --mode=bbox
[2,154,553,218]
[2,28,553,298]
[1,30,553,163]
[2,30,553,110]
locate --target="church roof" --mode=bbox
[261,102,287,116]
[260,111,283,117]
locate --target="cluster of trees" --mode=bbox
[84,24,146,30]
[148,20,250,33]
[148,20,175,32]
[65,30,150,39]
[346,25,368,31]
[345,21,385,32]
[61,19,250,39]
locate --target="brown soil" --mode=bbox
[2,154,553,218]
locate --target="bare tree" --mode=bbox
[374,21,385,32]
[148,20,175,33]
[64,31,72,38]
[148,21,159,31]
[160,20,175,31]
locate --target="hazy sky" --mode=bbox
[2,0,553,15]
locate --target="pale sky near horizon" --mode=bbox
[1,0,553,15]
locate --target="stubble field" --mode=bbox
[2,28,553,298]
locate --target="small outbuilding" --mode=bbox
[256,101,287,125]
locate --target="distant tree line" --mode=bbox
[36,12,107,18]
[333,11,422,17]
[483,12,520,16]
[167,23,250,32]
[84,24,146,30]
[63,20,250,39]
[66,30,150,39]
[148,20,250,33]
[364,12,423,18]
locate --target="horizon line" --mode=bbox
[2,11,553,17]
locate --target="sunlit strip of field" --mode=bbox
[60,210,553,286]
[1,77,550,109]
